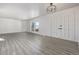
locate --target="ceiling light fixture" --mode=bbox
[47,3,56,14]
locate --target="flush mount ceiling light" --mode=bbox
[47,3,56,14]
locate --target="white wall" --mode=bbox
[0,18,32,34]
[21,20,30,32]
[29,6,79,43]
[0,18,22,34]
[30,15,51,36]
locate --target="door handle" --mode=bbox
[58,28,62,30]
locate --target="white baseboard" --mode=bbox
[28,31,78,43]
[78,42,79,48]
[0,31,24,34]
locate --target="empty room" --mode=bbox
[0,3,79,55]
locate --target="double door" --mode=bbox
[51,9,75,41]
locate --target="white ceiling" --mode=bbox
[0,3,79,20]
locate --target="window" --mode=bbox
[32,22,39,32]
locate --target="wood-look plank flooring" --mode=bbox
[0,32,79,55]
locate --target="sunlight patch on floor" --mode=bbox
[0,38,5,41]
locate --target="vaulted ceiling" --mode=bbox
[0,3,79,20]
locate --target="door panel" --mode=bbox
[52,9,75,41]
[61,9,74,41]
[67,10,75,41]
[52,12,64,39]
[51,14,58,37]
[75,6,79,42]
[56,12,63,38]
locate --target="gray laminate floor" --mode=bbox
[0,32,79,55]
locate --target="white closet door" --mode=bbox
[67,9,75,41]
[52,12,65,39]
[75,6,79,42]
[62,9,75,41]
[61,11,69,40]
[55,12,64,38]
[52,9,75,41]
[51,14,58,37]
